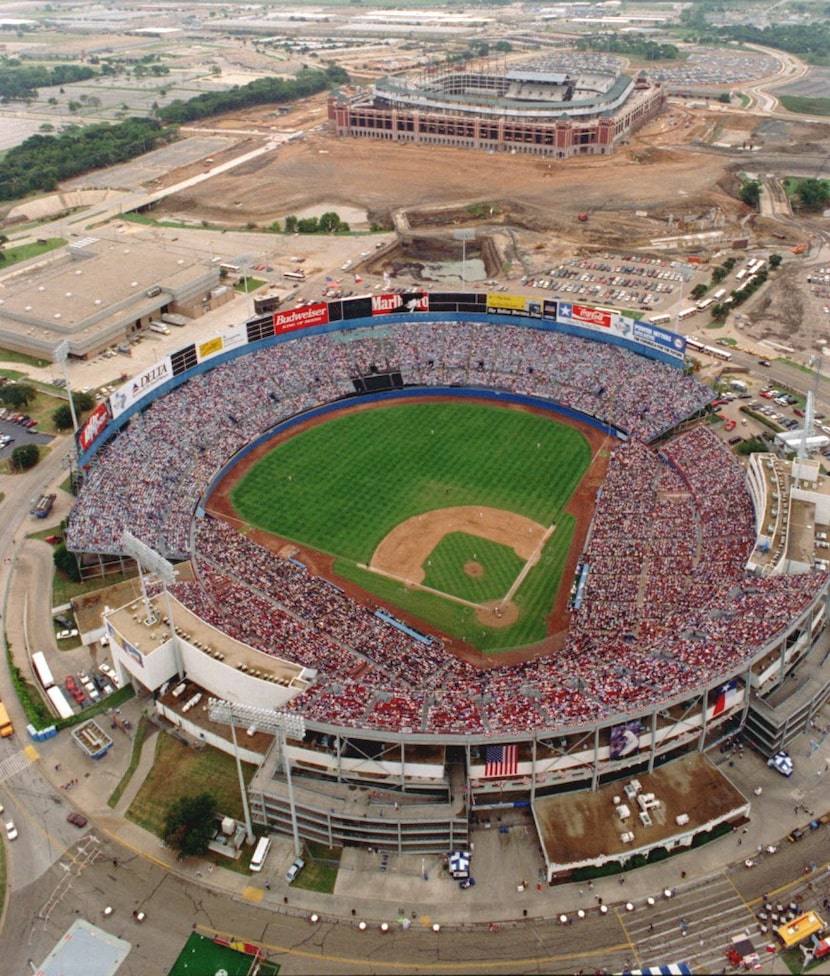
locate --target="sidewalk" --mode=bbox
[29,693,830,929]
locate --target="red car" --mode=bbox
[66,811,88,828]
[64,675,76,692]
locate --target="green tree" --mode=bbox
[10,443,39,470]
[0,383,36,408]
[72,390,95,412]
[53,543,81,582]
[163,792,218,857]
[284,215,298,234]
[318,211,341,233]
[796,177,830,210]
[690,283,707,300]
[718,92,731,104]
[739,180,761,209]
[52,403,73,430]
[769,253,783,269]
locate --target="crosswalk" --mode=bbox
[620,875,757,974]
[0,746,38,784]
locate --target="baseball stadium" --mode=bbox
[328,54,665,157]
[65,293,830,870]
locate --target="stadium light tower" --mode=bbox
[453,229,475,284]
[121,530,183,679]
[208,700,306,854]
[54,340,80,435]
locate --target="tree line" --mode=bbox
[0,61,96,101]
[157,65,347,125]
[0,117,168,200]
[575,34,681,61]
[0,64,349,202]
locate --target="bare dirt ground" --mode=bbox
[156,96,749,259]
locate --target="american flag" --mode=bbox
[484,744,518,778]
[325,276,336,284]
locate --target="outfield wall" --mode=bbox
[76,293,687,468]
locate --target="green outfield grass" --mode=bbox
[230,401,590,651]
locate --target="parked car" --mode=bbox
[55,614,74,629]
[459,877,476,889]
[45,535,63,545]
[66,811,88,828]
[758,359,772,367]
[56,629,79,640]
[768,750,793,777]
[64,675,77,693]
[285,857,305,883]
[5,820,18,841]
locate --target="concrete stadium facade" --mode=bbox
[65,300,830,858]
[328,57,665,158]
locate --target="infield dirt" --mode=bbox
[206,396,611,667]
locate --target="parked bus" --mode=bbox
[250,835,272,873]
[684,337,732,361]
[735,268,747,282]
[283,271,306,282]
[30,493,56,519]
[0,702,14,737]
[678,307,698,320]
[219,263,241,275]
[712,288,726,301]
[695,298,714,311]
[46,685,75,720]
[648,313,671,326]
[32,650,55,690]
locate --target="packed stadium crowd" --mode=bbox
[65,318,828,736]
[160,428,822,736]
[67,321,712,557]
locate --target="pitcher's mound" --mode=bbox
[464,560,484,578]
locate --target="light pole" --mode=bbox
[453,229,475,284]
[208,700,306,855]
[54,339,80,433]
[121,530,183,678]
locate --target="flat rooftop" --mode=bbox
[534,753,748,870]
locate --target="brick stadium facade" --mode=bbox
[328,58,665,158]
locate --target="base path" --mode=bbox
[369,506,548,585]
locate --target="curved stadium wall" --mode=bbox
[66,296,829,830]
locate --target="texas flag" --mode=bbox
[354,273,363,283]
[713,679,739,716]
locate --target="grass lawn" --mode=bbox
[230,401,589,650]
[779,95,830,117]
[291,840,341,894]
[127,733,256,840]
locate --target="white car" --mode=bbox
[768,751,793,777]
[56,629,79,640]
[5,820,17,841]
[285,857,305,883]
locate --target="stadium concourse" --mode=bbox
[65,306,830,857]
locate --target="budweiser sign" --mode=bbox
[273,303,329,334]
[77,401,111,453]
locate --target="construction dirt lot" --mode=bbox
[155,94,825,263]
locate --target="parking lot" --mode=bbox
[523,252,695,312]
[0,412,54,459]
